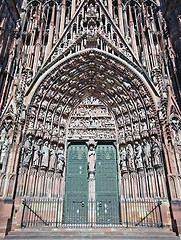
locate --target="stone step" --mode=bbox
[4,228,180,240]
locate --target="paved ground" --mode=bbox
[1,227,180,240]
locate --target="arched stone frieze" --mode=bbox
[24,50,161,145]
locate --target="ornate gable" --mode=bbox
[39,0,143,72]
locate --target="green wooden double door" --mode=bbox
[63,143,119,225]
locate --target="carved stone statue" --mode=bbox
[22,136,33,165]
[135,141,143,169]
[151,136,162,166]
[141,121,147,131]
[49,144,57,170]
[139,108,146,120]
[88,145,96,173]
[133,122,139,135]
[142,139,152,168]
[171,116,181,142]
[41,141,50,168]
[32,139,42,167]
[87,3,97,17]
[0,128,6,144]
[0,136,9,167]
[56,146,65,172]
[120,147,127,171]
[126,144,135,170]
[150,118,156,129]
[119,128,125,138]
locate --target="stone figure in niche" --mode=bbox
[119,128,125,138]
[132,112,138,122]
[147,107,155,118]
[141,121,147,131]
[22,136,33,165]
[139,108,146,120]
[56,146,65,172]
[120,147,127,171]
[126,144,135,170]
[32,139,42,167]
[49,144,57,170]
[142,139,152,168]
[121,105,127,113]
[171,117,181,142]
[158,109,164,122]
[133,122,139,135]
[0,136,9,168]
[150,118,156,129]
[137,99,142,108]
[117,117,124,126]
[125,125,132,136]
[41,141,50,168]
[88,145,96,173]
[135,141,143,169]
[144,95,151,107]
[52,126,58,137]
[0,129,6,144]
[125,114,130,124]
[151,136,162,166]
[87,3,97,17]
[139,86,146,96]
[59,128,65,137]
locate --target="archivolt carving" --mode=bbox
[18,50,164,198]
[24,50,160,148]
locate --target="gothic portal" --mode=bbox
[0,0,181,235]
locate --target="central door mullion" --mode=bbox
[87,143,97,226]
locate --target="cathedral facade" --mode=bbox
[0,0,181,237]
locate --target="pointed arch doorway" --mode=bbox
[20,50,165,229]
[63,96,119,226]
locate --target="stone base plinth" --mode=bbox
[171,200,181,235]
[0,199,14,236]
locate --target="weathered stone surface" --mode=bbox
[0,0,181,238]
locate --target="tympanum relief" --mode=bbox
[68,97,116,140]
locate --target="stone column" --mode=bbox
[140,18,151,74]
[118,0,124,36]
[59,0,66,36]
[108,0,113,17]
[87,140,97,226]
[33,3,43,75]
[123,7,128,38]
[128,5,138,59]
[142,3,157,67]
[44,4,55,59]
[71,0,76,18]
[55,7,61,41]
[16,165,28,197]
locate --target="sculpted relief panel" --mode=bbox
[68,96,116,140]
